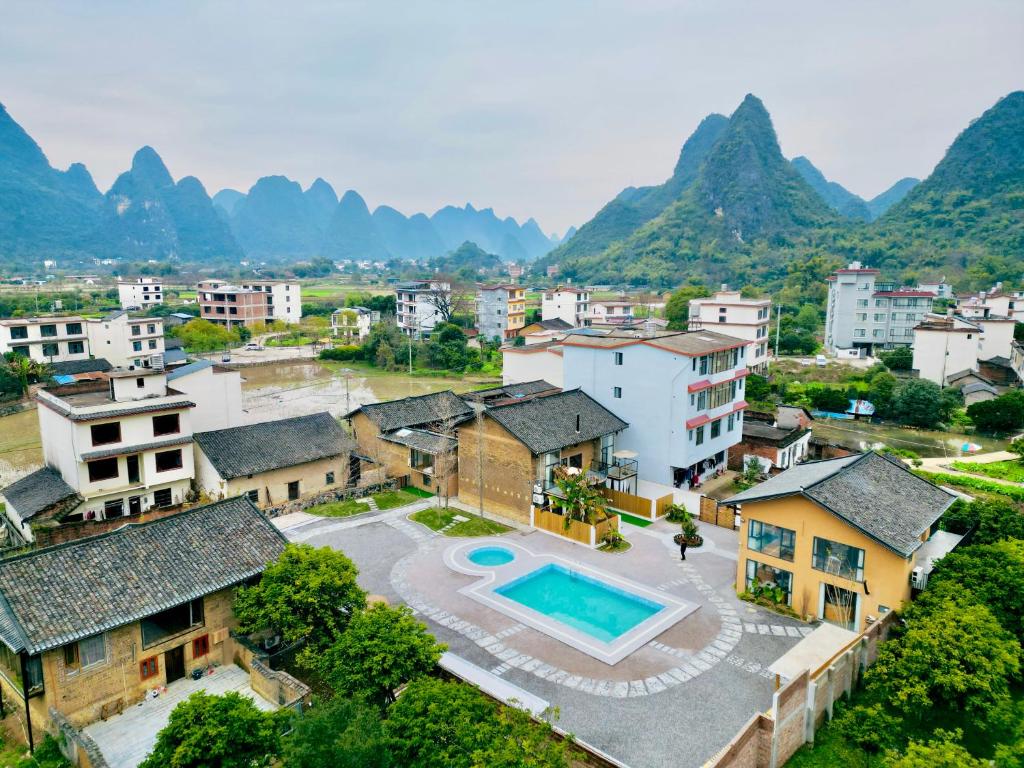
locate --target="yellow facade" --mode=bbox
[735,496,921,631]
[350,411,458,497]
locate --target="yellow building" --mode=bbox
[0,497,286,742]
[723,452,957,631]
[194,412,354,508]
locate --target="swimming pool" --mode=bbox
[495,564,664,643]
[467,546,515,566]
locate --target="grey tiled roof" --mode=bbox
[38,396,195,422]
[723,452,955,557]
[741,422,808,448]
[0,496,286,654]
[195,412,352,480]
[353,391,475,432]
[0,467,82,522]
[381,428,457,455]
[485,389,627,455]
[463,380,559,402]
[80,435,193,461]
[49,359,112,376]
[962,382,997,396]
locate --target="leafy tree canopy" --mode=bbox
[282,696,390,768]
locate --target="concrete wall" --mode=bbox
[169,366,243,431]
[194,446,349,508]
[501,346,564,388]
[913,326,978,384]
[733,495,914,630]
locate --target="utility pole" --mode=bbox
[408,326,413,374]
[774,303,781,360]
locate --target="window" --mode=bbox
[326,471,335,485]
[103,499,124,518]
[131,325,141,335]
[747,520,796,561]
[40,324,57,338]
[153,488,173,508]
[141,598,204,648]
[695,426,705,445]
[710,419,721,438]
[64,633,106,671]
[854,329,866,338]
[699,355,709,375]
[745,560,793,605]
[613,386,622,398]
[856,299,868,307]
[707,380,737,409]
[136,377,145,388]
[614,352,623,365]
[155,449,183,472]
[147,323,156,334]
[193,634,210,658]
[727,413,735,431]
[873,313,886,322]
[140,656,159,680]
[855,313,867,321]
[9,326,27,340]
[812,537,865,581]
[40,343,58,357]
[132,341,142,352]
[697,390,707,410]
[68,341,85,354]
[288,480,300,500]
[410,449,433,470]
[148,339,157,350]
[152,414,180,436]
[87,457,119,482]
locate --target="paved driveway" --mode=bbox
[287,509,805,768]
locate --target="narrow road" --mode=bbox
[913,451,1024,488]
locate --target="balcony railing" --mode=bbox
[538,457,638,495]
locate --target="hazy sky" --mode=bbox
[1,1,1022,234]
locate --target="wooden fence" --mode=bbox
[531,507,619,548]
[600,488,674,521]
[700,495,739,530]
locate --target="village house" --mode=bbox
[193,412,354,508]
[457,388,629,523]
[166,360,244,431]
[502,340,565,388]
[394,280,450,338]
[723,452,959,632]
[85,311,166,370]
[688,288,772,373]
[541,286,590,328]
[331,306,380,343]
[0,497,288,750]
[116,277,163,311]
[347,391,476,497]
[588,299,635,327]
[2,369,197,544]
[0,317,91,365]
[476,284,526,342]
[197,279,302,327]
[912,310,1018,386]
[518,317,573,341]
[728,408,812,474]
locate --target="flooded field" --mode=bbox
[811,417,1008,458]
[0,362,496,487]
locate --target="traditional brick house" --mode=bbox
[0,497,286,742]
[724,453,958,631]
[728,410,812,474]
[457,388,629,522]
[193,412,355,508]
[347,391,476,497]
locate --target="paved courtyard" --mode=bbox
[283,505,808,768]
[83,663,277,768]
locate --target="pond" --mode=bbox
[810,417,1008,458]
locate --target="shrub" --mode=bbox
[320,345,362,361]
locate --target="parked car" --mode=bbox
[221,354,231,363]
[244,342,264,351]
[815,354,827,367]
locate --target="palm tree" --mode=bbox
[3,354,51,398]
[552,464,609,530]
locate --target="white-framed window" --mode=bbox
[613,387,622,398]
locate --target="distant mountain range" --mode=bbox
[540,90,1024,293]
[0,103,558,268]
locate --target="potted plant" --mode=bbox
[673,516,703,548]
[664,503,689,522]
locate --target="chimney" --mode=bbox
[575,414,580,433]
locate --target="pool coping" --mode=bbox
[444,539,699,666]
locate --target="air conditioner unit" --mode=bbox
[910,566,927,590]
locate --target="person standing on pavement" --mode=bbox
[680,538,688,561]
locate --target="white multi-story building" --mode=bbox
[476,285,526,342]
[542,287,590,327]
[331,306,380,343]
[588,300,635,327]
[562,329,751,489]
[502,341,565,389]
[824,262,935,354]
[956,284,1021,322]
[913,311,1017,385]
[86,311,165,369]
[238,279,301,324]
[395,280,449,338]
[117,277,163,310]
[32,368,196,526]
[0,317,90,364]
[688,289,772,373]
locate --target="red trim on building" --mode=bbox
[687,379,711,393]
[732,400,750,413]
[686,414,710,429]
[872,290,936,298]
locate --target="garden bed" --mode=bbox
[409,507,512,537]
[950,459,1024,484]
[306,489,428,517]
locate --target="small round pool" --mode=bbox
[467,546,515,566]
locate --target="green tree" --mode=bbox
[139,691,281,768]
[744,373,770,402]
[1010,437,1024,461]
[892,379,944,428]
[470,703,569,768]
[282,696,390,768]
[552,465,609,528]
[806,385,848,413]
[234,544,366,665]
[967,391,1024,434]
[879,346,914,371]
[174,318,238,352]
[664,284,710,329]
[940,499,1024,545]
[793,304,820,333]
[885,730,987,768]
[319,603,445,707]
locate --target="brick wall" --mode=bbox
[457,415,535,522]
[33,504,186,547]
[728,442,778,471]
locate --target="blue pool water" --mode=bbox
[494,564,663,643]
[468,546,516,566]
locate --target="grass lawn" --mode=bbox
[409,507,512,537]
[786,719,881,768]
[598,539,632,553]
[306,488,427,517]
[951,459,1024,483]
[614,511,653,527]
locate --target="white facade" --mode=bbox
[501,343,564,389]
[688,290,772,372]
[331,307,380,343]
[34,370,195,525]
[913,312,1017,385]
[395,281,449,338]
[0,317,90,364]
[562,331,751,488]
[86,312,165,369]
[239,280,302,324]
[589,301,635,326]
[542,287,590,327]
[117,277,163,310]
[956,287,1020,322]
[166,362,244,431]
[825,262,934,353]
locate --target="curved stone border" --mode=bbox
[389,536,750,697]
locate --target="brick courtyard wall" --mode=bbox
[33,504,186,547]
[457,415,535,523]
[50,708,110,768]
[728,442,778,471]
[707,612,899,768]
[264,479,396,518]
